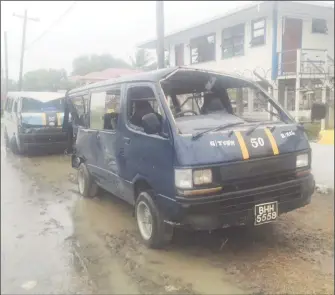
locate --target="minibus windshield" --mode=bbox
[21,97,64,113]
[161,70,290,134]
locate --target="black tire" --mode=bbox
[10,136,19,154]
[77,162,98,198]
[135,190,173,249]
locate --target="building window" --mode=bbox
[190,34,216,64]
[164,50,170,67]
[175,44,184,66]
[312,19,328,34]
[251,18,266,46]
[222,24,245,59]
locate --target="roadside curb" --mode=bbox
[318,129,334,145]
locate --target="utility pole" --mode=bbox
[13,10,39,91]
[4,31,9,96]
[156,1,165,69]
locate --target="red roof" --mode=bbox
[69,68,142,83]
[83,68,141,81]
[98,68,141,79]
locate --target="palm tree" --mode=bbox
[130,48,171,71]
[130,49,156,71]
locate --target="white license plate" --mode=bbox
[254,201,278,226]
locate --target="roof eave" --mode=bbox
[137,39,157,49]
[137,1,266,49]
[138,1,333,49]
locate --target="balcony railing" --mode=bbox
[277,48,334,78]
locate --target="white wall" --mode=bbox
[187,18,273,81]
[165,2,334,81]
[301,19,334,57]
[277,2,334,57]
[167,3,274,80]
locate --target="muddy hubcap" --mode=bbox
[137,201,153,240]
[78,169,85,194]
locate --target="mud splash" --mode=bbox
[1,140,334,295]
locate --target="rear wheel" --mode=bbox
[77,163,98,198]
[135,190,173,249]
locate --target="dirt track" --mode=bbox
[1,146,334,294]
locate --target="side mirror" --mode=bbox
[311,102,327,121]
[142,113,161,135]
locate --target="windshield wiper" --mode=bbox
[245,122,264,135]
[192,122,244,140]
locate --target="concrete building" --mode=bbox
[139,1,334,125]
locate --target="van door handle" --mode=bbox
[124,137,131,145]
[96,133,100,140]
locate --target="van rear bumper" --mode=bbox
[162,174,315,230]
[18,132,68,151]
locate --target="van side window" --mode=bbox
[90,87,121,131]
[72,93,90,127]
[104,88,121,131]
[5,97,13,112]
[126,86,163,131]
[90,92,106,130]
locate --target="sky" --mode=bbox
[1,1,251,79]
[1,1,333,80]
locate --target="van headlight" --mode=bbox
[296,153,308,168]
[193,169,212,185]
[174,169,212,189]
[175,169,193,189]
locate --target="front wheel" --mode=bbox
[77,163,98,198]
[135,190,173,249]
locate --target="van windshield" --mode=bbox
[21,97,64,113]
[161,70,290,134]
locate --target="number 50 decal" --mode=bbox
[250,137,265,148]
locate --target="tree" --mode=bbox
[130,48,172,71]
[130,48,156,70]
[72,54,131,76]
[22,69,74,91]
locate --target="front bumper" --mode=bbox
[163,174,315,230]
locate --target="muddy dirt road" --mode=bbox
[1,145,334,294]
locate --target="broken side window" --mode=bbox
[71,93,90,127]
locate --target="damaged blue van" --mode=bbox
[63,67,326,248]
[3,91,68,154]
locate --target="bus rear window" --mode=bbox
[21,97,64,113]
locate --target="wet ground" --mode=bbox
[1,140,334,294]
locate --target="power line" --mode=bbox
[25,1,77,52]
